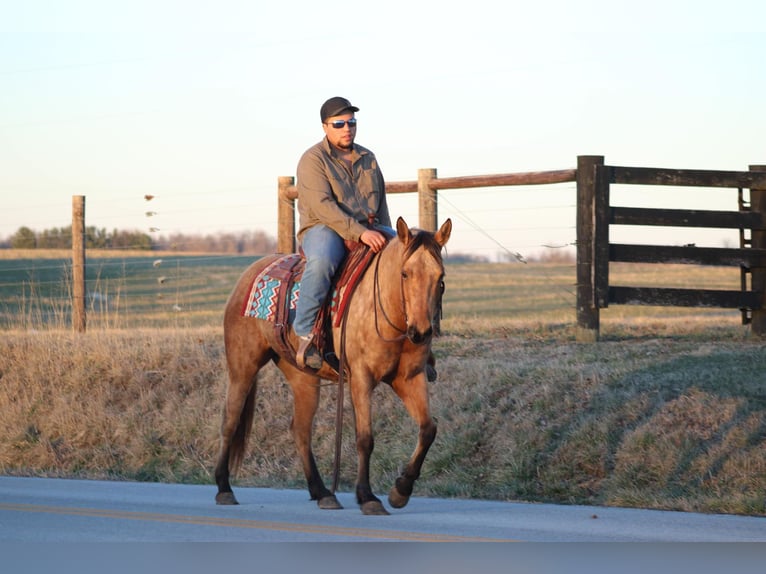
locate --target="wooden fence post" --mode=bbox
[593,163,611,310]
[72,195,86,333]
[278,176,296,254]
[576,155,604,342]
[749,164,766,335]
[418,168,438,231]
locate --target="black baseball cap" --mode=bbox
[320,97,359,122]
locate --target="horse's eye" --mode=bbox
[401,271,408,280]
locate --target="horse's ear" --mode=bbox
[435,218,452,247]
[396,217,412,245]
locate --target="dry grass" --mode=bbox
[0,261,764,516]
[1,323,763,516]
[0,329,224,482]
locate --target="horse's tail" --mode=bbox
[228,381,257,475]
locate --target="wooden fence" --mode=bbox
[276,168,576,253]
[576,156,766,341]
[277,156,766,342]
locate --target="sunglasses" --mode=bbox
[326,118,357,129]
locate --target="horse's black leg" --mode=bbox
[288,369,342,510]
[388,419,437,508]
[351,379,389,515]
[388,372,437,509]
[304,454,341,509]
[214,446,237,505]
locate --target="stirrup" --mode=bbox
[296,335,323,370]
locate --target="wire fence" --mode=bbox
[3,167,751,333]
[1,183,580,259]
[0,183,581,330]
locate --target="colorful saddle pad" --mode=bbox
[242,244,379,329]
[240,243,383,372]
[242,254,302,322]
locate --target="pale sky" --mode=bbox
[2,0,765,259]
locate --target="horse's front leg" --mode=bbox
[283,365,342,510]
[350,376,389,515]
[388,369,437,509]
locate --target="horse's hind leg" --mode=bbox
[214,373,256,505]
[284,365,342,510]
[387,372,437,509]
[215,323,271,505]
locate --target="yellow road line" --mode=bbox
[0,502,513,542]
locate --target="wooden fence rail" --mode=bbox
[276,168,577,253]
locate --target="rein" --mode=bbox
[329,236,444,493]
[372,249,408,342]
[330,240,388,492]
[332,300,351,493]
[331,241,406,492]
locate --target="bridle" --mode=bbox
[371,242,445,344]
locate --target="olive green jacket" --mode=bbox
[296,138,391,242]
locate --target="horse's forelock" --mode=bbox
[402,229,444,264]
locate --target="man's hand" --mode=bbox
[360,229,387,253]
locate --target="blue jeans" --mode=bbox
[293,224,347,337]
[293,223,395,337]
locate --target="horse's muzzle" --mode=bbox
[407,325,433,345]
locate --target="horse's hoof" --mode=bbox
[318,495,343,510]
[215,492,239,505]
[361,500,390,516]
[388,487,410,509]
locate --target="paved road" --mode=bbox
[1,476,764,543]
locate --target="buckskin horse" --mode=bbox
[214,217,451,515]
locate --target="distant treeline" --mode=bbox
[0,225,277,254]
[1,225,574,262]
